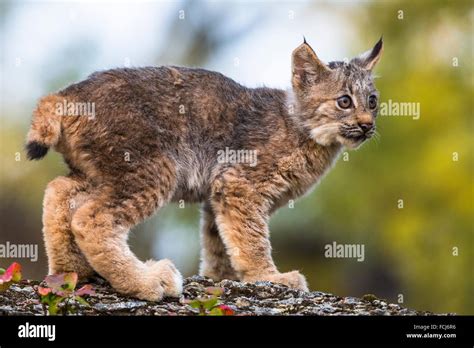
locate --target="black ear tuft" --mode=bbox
[26,141,49,160]
[352,36,384,71]
[368,36,383,62]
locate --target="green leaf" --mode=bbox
[41,293,57,305]
[47,297,64,316]
[205,287,224,297]
[47,304,57,315]
[188,299,204,309]
[202,297,218,310]
[75,296,90,307]
[63,273,78,291]
[40,294,51,305]
[209,307,224,316]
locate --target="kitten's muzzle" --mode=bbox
[339,122,375,141]
[358,120,374,133]
[356,113,374,132]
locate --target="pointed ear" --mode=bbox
[352,37,384,71]
[292,39,330,90]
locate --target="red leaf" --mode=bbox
[75,284,95,296]
[0,262,22,283]
[45,272,78,293]
[216,305,234,315]
[45,274,66,291]
[37,286,52,296]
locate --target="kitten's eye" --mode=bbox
[368,95,378,109]
[337,95,352,109]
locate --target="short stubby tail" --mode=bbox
[26,94,63,160]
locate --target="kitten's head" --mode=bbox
[290,37,383,149]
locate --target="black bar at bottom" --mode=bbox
[0,315,472,346]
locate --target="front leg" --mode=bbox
[210,172,308,291]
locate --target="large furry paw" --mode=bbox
[143,259,183,300]
[245,271,309,292]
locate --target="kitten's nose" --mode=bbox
[358,121,374,132]
[357,113,374,133]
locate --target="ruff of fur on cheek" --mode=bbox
[309,123,340,146]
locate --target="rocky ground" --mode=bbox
[0,275,443,316]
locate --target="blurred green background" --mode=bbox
[0,0,472,314]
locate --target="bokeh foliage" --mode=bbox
[270,0,473,313]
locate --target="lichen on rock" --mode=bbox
[0,275,445,316]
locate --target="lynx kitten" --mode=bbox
[26,38,383,301]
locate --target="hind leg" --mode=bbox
[70,169,182,301]
[42,175,94,279]
[199,203,237,280]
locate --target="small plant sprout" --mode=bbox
[184,286,235,316]
[37,272,95,315]
[0,262,22,291]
